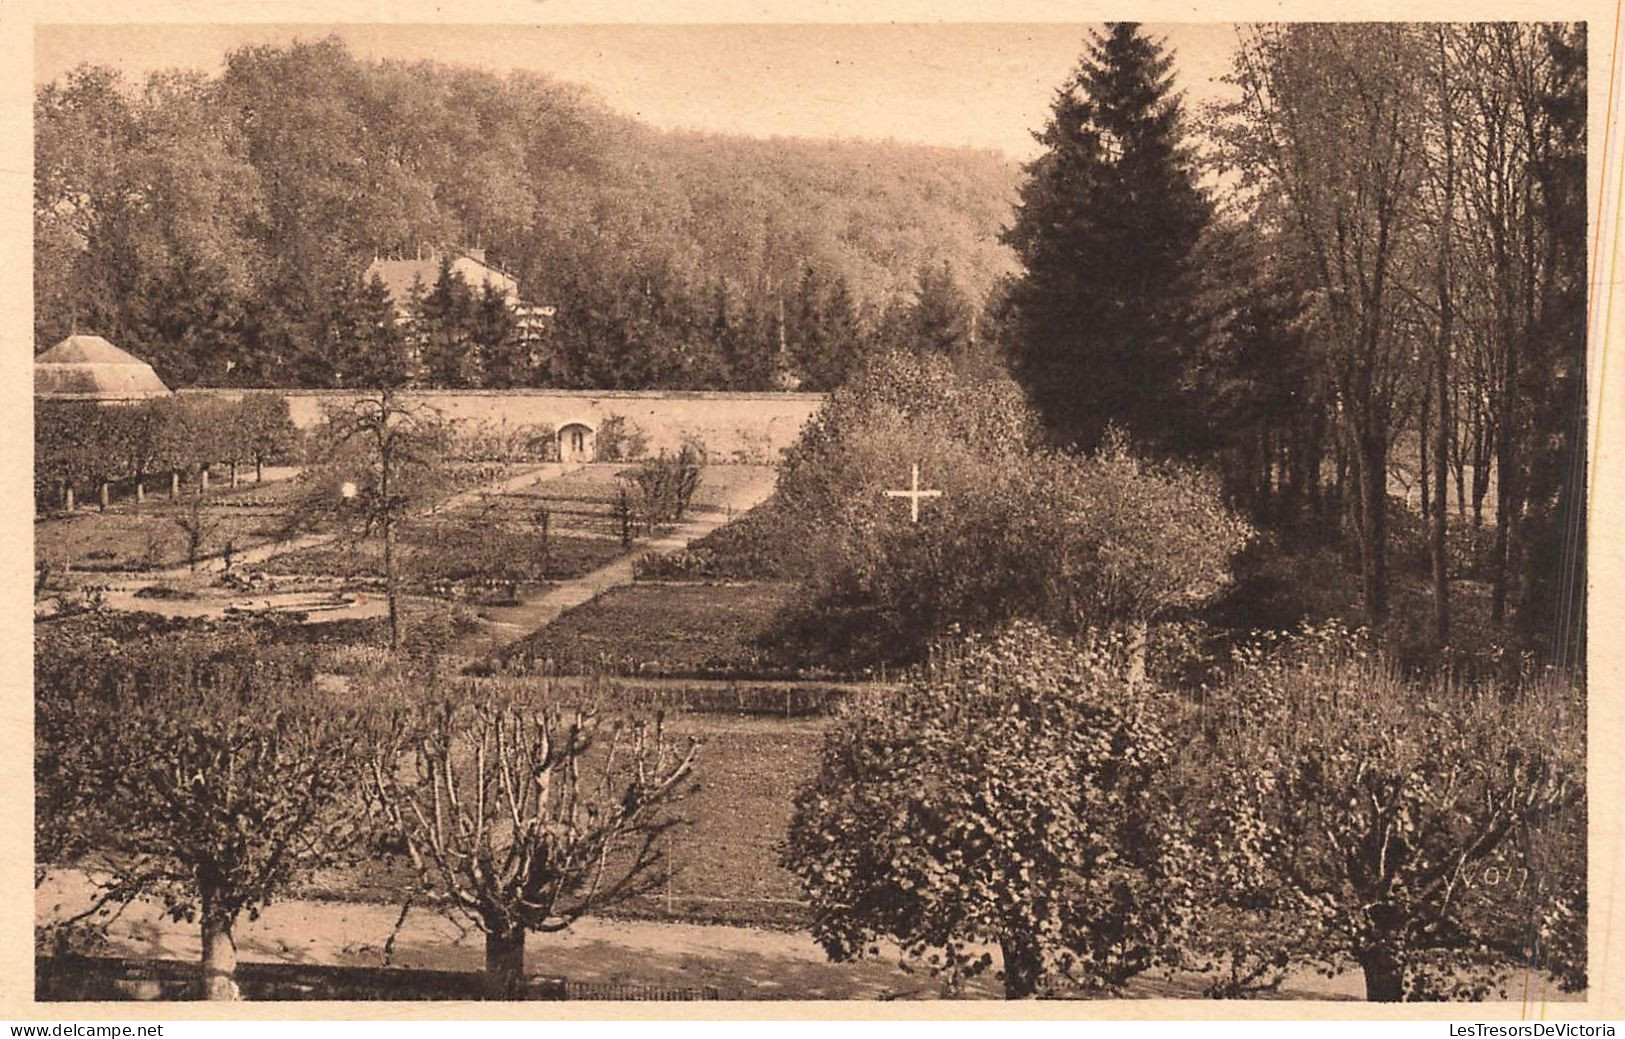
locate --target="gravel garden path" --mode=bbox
[450,465,779,660]
[39,871,1574,1003]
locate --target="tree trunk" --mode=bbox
[483,927,526,1000]
[1419,389,1431,521]
[1491,425,1514,624]
[135,478,145,506]
[255,457,264,483]
[199,914,240,1001]
[229,461,239,488]
[1331,438,1346,521]
[540,510,551,577]
[1259,429,1273,513]
[999,935,1044,999]
[1471,443,1489,529]
[1355,428,1390,620]
[1462,406,1475,523]
[1127,619,1149,690]
[170,470,180,500]
[98,481,110,511]
[1432,28,1454,650]
[1491,340,1518,624]
[63,486,74,513]
[384,514,400,653]
[200,467,210,495]
[1359,946,1404,1003]
[1307,412,1325,518]
[1433,347,1451,647]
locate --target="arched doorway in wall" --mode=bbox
[558,422,595,463]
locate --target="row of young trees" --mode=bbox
[34,396,299,512]
[36,625,695,1000]
[40,611,1581,1004]
[996,22,1587,664]
[35,37,1014,393]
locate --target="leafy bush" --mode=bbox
[771,425,1251,670]
[594,414,648,462]
[785,622,1194,998]
[621,445,703,530]
[444,418,556,463]
[131,584,197,601]
[774,351,1038,530]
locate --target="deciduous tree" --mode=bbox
[1194,626,1585,1000]
[364,679,697,997]
[35,627,363,999]
[299,388,447,651]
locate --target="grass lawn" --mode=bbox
[507,581,799,676]
[296,712,825,930]
[36,506,291,572]
[639,716,822,925]
[684,465,778,511]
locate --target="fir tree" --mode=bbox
[1003,22,1212,453]
[1517,23,1587,666]
[416,259,478,388]
[908,260,973,359]
[331,273,410,389]
[471,282,527,388]
[790,266,864,391]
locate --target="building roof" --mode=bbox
[35,335,171,401]
[365,253,522,311]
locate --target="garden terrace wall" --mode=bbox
[36,954,726,1001]
[36,954,567,1001]
[180,389,827,461]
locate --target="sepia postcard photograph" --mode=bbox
[5,0,1621,1020]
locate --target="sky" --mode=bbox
[34,22,1244,159]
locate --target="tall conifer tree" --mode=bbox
[1003,23,1211,453]
[416,259,478,388]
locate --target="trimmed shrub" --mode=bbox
[785,622,1194,998]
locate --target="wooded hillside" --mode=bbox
[35,35,1018,390]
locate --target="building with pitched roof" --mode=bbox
[363,248,554,329]
[34,335,171,403]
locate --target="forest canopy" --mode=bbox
[34,35,1018,390]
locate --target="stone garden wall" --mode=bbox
[180,388,827,462]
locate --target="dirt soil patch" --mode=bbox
[507,581,798,676]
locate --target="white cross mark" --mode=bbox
[884,463,942,523]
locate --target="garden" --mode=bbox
[34,388,749,661]
[34,355,1588,1004]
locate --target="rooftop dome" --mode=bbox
[35,335,171,402]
